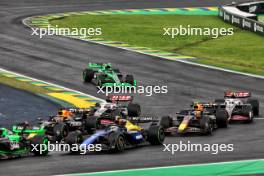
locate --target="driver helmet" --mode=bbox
[58,109,73,119]
[115,116,126,126]
[193,103,204,111]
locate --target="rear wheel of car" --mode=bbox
[200,117,213,135]
[83,69,95,82]
[147,126,165,145]
[128,103,141,116]
[125,75,134,85]
[216,110,229,128]
[160,116,173,129]
[108,132,126,153]
[247,99,259,116]
[53,123,69,142]
[65,131,83,153]
[245,110,254,123]
[30,135,49,156]
[85,116,98,134]
[113,68,121,73]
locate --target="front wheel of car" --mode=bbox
[83,69,95,82]
[30,135,49,156]
[247,99,259,116]
[216,110,229,128]
[65,131,83,153]
[53,123,69,142]
[147,126,165,145]
[125,75,134,85]
[127,103,141,117]
[108,132,126,153]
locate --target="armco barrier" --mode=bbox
[219,4,264,35]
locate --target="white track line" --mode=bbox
[0,67,105,102]
[58,158,264,176]
[78,38,264,80]
[22,11,264,80]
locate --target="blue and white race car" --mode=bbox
[65,119,165,153]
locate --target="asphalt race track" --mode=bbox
[0,84,59,127]
[0,0,264,175]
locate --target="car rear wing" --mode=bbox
[127,116,157,123]
[191,102,219,108]
[59,108,92,114]
[88,63,111,69]
[224,91,251,98]
[106,95,133,102]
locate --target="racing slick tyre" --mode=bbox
[240,106,254,123]
[247,99,259,116]
[108,132,126,153]
[216,110,229,128]
[83,69,95,82]
[113,68,121,73]
[147,126,165,145]
[160,116,173,129]
[244,110,254,123]
[53,123,69,142]
[65,131,83,153]
[200,117,213,135]
[128,103,141,117]
[85,116,98,134]
[30,135,49,156]
[125,75,134,85]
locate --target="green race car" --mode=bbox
[0,123,49,158]
[83,63,137,87]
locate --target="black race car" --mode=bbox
[39,109,92,141]
[84,95,141,133]
[160,103,228,135]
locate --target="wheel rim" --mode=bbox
[158,128,165,142]
[62,127,68,137]
[117,136,125,151]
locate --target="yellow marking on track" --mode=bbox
[47,93,95,108]
[184,8,197,11]
[208,7,218,11]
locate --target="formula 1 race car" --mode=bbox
[85,95,141,133]
[214,91,259,123]
[83,63,137,87]
[39,108,92,142]
[40,96,141,140]
[0,123,49,159]
[65,118,165,153]
[160,103,228,135]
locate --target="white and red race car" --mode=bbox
[215,91,259,122]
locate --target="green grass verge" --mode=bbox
[51,14,264,76]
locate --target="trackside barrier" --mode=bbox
[218,3,264,35]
